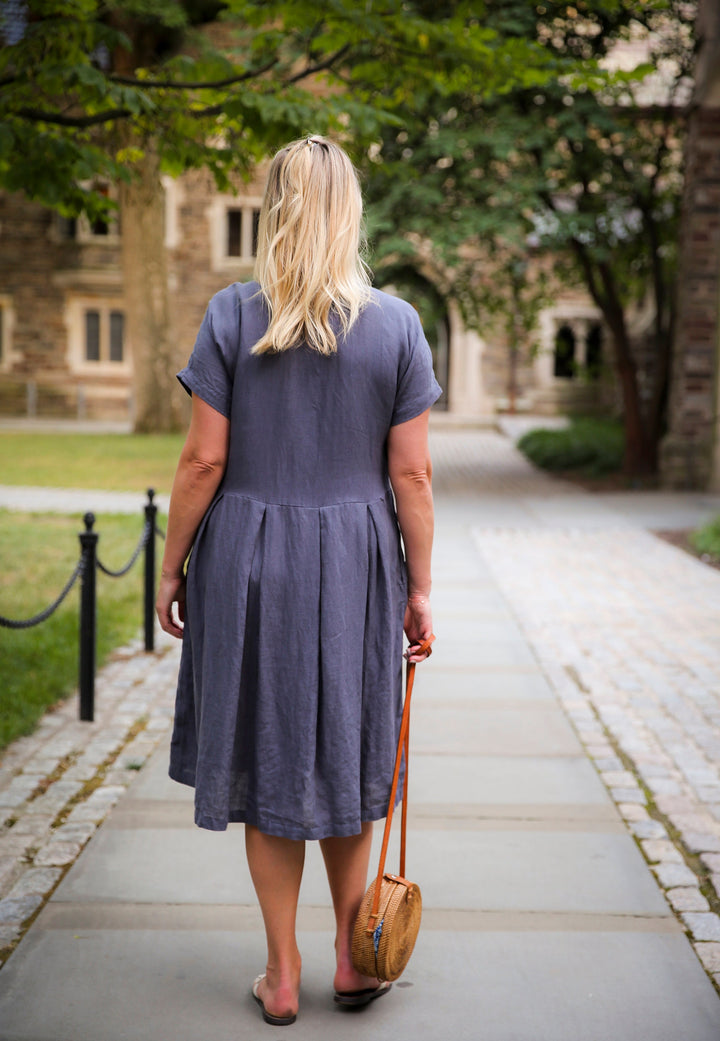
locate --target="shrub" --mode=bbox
[690,516,720,562]
[517,417,624,476]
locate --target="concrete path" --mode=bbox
[0,485,169,515]
[1,429,720,1039]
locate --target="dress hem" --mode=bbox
[192,804,392,840]
[168,769,391,840]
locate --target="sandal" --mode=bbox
[334,980,392,1007]
[252,974,297,1026]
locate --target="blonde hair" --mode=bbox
[252,136,372,355]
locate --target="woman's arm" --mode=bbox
[156,395,230,638]
[387,408,434,660]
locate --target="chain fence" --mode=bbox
[0,558,85,630]
[0,489,162,721]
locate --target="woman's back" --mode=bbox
[179,282,435,508]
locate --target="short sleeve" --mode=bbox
[177,289,238,419]
[390,309,443,426]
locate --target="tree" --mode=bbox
[0,1,562,430]
[363,0,694,475]
[0,0,370,429]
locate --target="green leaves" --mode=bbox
[3,0,505,215]
[364,0,690,325]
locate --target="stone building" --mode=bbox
[661,0,720,491]
[0,165,609,425]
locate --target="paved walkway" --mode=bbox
[2,429,720,1039]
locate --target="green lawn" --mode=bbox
[0,510,165,751]
[0,432,183,491]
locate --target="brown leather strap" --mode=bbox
[367,634,435,931]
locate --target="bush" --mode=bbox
[517,417,624,477]
[690,516,720,562]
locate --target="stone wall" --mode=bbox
[166,166,266,385]
[661,104,720,488]
[0,166,612,425]
[661,5,720,490]
[0,189,129,419]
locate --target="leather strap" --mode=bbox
[367,634,435,931]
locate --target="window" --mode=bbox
[227,209,242,256]
[58,216,78,239]
[82,308,124,364]
[586,324,603,380]
[226,206,260,259]
[553,321,603,381]
[209,196,263,271]
[85,311,100,362]
[66,298,129,372]
[537,308,605,390]
[553,325,576,379]
[109,311,124,362]
[56,184,120,243]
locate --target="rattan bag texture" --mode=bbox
[351,635,434,982]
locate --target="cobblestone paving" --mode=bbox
[472,525,720,987]
[0,633,181,959]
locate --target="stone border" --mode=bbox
[471,525,720,996]
[0,632,181,963]
[543,656,720,994]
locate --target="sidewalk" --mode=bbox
[1,430,720,1039]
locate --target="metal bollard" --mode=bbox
[144,489,157,652]
[79,512,98,722]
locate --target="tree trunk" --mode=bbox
[603,315,656,475]
[593,259,657,476]
[119,146,185,433]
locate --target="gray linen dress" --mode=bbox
[169,281,441,839]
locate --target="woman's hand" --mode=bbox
[156,572,187,639]
[403,595,433,662]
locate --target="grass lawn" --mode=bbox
[0,510,165,752]
[0,432,183,491]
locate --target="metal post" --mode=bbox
[144,489,157,652]
[79,512,98,722]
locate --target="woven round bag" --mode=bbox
[351,872,423,982]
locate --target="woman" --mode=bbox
[156,136,440,1026]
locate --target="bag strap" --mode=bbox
[366,633,435,933]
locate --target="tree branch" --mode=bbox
[188,44,355,119]
[607,103,690,121]
[568,236,604,312]
[284,43,352,85]
[15,106,132,127]
[108,58,279,90]
[538,182,604,307]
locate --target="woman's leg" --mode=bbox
[319,822,381,993]
[245,824,305,1018]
